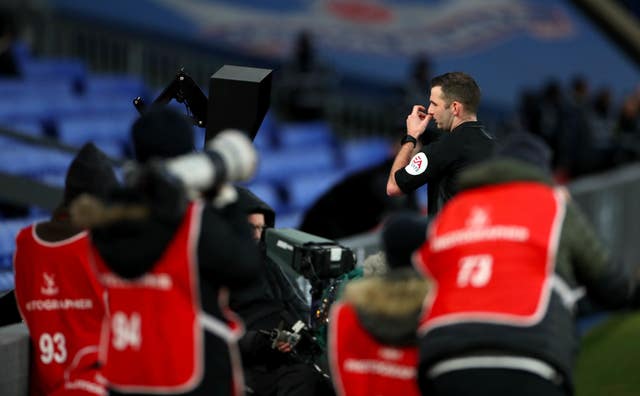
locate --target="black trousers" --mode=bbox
[419,368,569,396]
[245,362,335,396]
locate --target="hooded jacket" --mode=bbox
[230,187,311,366]
[416,158,637,394]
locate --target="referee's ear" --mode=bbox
[451,101,463,117]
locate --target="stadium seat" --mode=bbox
[0,271,15,292]
[38,173,66,188]
[92,140,125,159]
[0,78,75,98]
[84,75,147,99]
[285,171,346,211]
[0,97,49,123]
[254,147,338,183]
[0,145,73,177]
[10,40,31,68]
[0,217,44,270]
[277,121,335,149]
[56,114,137,147]
[252,111,277,151]
[276,211,304,229]
[0,120,43,137]
[21,59,86,83]
[340,136,392,173]
[244,182,283,214]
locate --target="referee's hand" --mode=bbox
[407,105,432,137]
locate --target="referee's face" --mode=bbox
[428,86,454,132]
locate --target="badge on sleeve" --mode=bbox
[405,152,428,175]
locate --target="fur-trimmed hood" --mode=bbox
[341,268,429,346]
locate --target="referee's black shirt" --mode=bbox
[394,121,494,215]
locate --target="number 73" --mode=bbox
[457,255,493,288]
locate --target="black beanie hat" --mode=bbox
[382,212,430,270]
[63,143,119,206]
[131,106,195,163]
[494,132,552,173]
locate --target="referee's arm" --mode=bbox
[387,141,418,196]
[387,106,432,196]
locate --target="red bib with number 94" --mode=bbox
[414,182,566,334]
[92,202,204,393]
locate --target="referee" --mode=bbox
[387,72,494,215]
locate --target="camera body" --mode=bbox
[264,228,355,281]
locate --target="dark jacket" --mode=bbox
[91,180,261,396]
[230,188,311,367]
[417,159,637,394]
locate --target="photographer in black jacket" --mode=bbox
[73,108,262,396]
[231,187,334,396]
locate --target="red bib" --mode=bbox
[414,183,566,334]
[92,202,204,393]
[13,225,106,396]
[329,302,420,396]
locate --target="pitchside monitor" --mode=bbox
[205,65,272,143]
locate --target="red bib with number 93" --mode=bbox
[92,202,204,393]
[414,183,566,334]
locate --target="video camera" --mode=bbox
[264,228,355,281]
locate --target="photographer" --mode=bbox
[230,187,334,396]
[328,213,430,396]
[72,108,262,396]
[14,143,118,396]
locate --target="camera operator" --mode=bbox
[72,108,262,396]
[230,187,335,396]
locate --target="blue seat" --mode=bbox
[245,182,283,213]
[254,127,275,152]
[56,114,136,146]
[21,59,86,82]
[0,97,50,122]
[275,211,304,229]
[84,75,147,99]
[255,147,338,183]
[0,271,15,292]
[193,127,206,151]
[11,40,31,68]
[253,111,277,151]
[0,146,73,177]
[277,121,335,149]
[38,173,67,188]
[0,217,44,270]
[0,120,43,137]
[0,78,75,98]
[93,140,125,159]
[285,171,346,211]
[340,137,392,173]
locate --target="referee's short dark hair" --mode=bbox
[431,72,481,114]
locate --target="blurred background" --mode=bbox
[0,2,639,392]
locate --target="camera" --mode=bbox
[264,228,355,281]
[260,319,324,362]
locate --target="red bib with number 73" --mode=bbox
[414,182,566,335]
[92,202,204,393]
